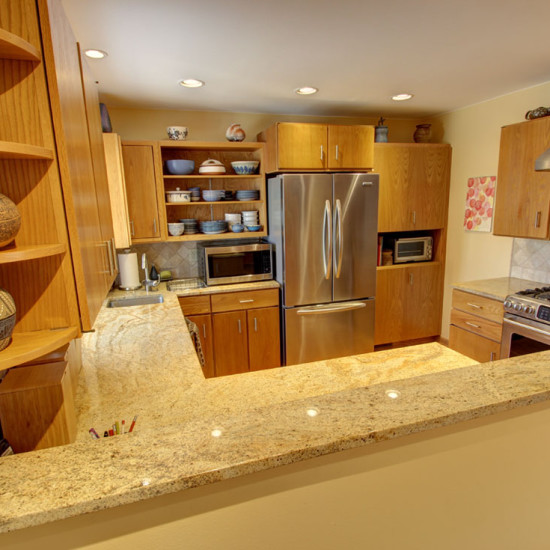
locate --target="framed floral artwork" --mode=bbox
[464,176,496,232]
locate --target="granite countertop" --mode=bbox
[2,282,550,533]
[452,276,548,301]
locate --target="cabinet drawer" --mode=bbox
[211,288,279,313]
[178,295,211,315]
[449,325,501,363]
[450,308,502,342]
[452,290,503,323]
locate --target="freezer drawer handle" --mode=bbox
[334,199,343,278]
[322,200,332,280]
[297,302,366,315]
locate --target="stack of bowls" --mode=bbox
[189,187,201,202]
[242,210,259,230]
[167,222,185,236]
[231,161,259,174]
[236,189,260,201]
[199,220,228,235]
[202,189,225,202]
[179,218,198,234]
[224,212,242,230]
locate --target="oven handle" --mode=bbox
[503,317,550,338]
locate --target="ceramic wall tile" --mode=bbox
[510,238,550,283]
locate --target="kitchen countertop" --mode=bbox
[3,282,550,533]
[452,276,548,301]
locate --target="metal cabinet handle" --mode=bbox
[239,299,254,303]
[237,319,241,333]
[130,220,135,237]
[362,181,373,187]
[490,351,495,361]
[202,324,206,339]
[335,144,339,160]
[465,321,481,329]
[409,273,414,285]
[466,302,482,309]
[320,145,324,160]
[254,317,258,332]
[105,240,114,276]
[153,218,158,234]
[535,211,542,228]
[111,239,118,273]
[322,200,332,280]
[334,199,343,279]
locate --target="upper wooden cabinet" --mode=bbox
[121,142,164,242]
[258,123,374,172]
[493,117,550,239]
[374,143,452,232]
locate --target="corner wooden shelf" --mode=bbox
[159,140,264,152]
[0,327,78,371]
[163,174,260,180]
[0,243,66,264]
[0,141,54,160]
[376,260,441,271]
[167,231,266,242]
[0,28,40,61]
[165,200,262,207]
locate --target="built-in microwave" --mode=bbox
[198,241,273,286]
[394,236,433,263]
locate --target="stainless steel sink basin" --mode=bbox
[167,278,206,292]
[107,295,164,308]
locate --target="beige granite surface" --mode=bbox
[2,283,550,533]
[452,276,548,301]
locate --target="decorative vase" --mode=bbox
[413,123,432,143]
[375,126,388,143]
[0,193,21,248]
[225,124,246,142]
[0,288,16,351]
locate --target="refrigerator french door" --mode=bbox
[267,173,379,365]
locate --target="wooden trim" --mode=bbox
[0,327,78,371]
[0,140,54,159]
[0,243,66,264]
[0,27,41,61]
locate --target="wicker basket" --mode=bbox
[0,193,21,248]
[0,289,16,351]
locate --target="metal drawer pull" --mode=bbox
[237,319,241,333]
[362,181,373,187]
[254,317,258,332]
[130,220,135,236]
[320,145,324,160]
[490,352,495,361]
[297,302,366,315]
[202,324,206,339]
[335,145,339,160]
[465,321,481,329]
[153,218,158,234]
[466,302,482,309]
[239,299,254,303]
[535,211,542,228]
[409,273,414,285]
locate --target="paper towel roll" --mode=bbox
[118,252,141,290]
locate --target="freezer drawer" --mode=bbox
[284,299,375,365]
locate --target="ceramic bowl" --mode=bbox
[231,161,259,174]
[231,224,244,233]
[245,225,262,232]
[166,188,191,203]
[167,126,188,140]
[165,159,194,175]
[167,222,185,236]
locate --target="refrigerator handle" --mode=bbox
[297,302,367,315]
[322,200,332,280]
[334,198,344,278]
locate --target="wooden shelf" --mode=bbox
[159,140,264,152]
[0,327,78,371]
[0,141,54,160]
[0,243,66,264]
[163,174,261,180]
[0,28,41,61]
[376,260,441,271]
[166,200,262,207]
[167,231,266,242]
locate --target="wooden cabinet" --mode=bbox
[178,289,280,377]
[493,116,550,239]
[258,123,374,173]
[375,262,443,346]
[374,143,451,232]
[159,141,266,241]
[449,289,503,362]
[121,142,164,242]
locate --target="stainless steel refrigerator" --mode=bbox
[267,173,379,365]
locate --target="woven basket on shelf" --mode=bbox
[0,289,16,351]
[0,193,21,248]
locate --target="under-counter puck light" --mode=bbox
[179,79,205,88]
[84,49,108,59]
[295,86,318,95]
[391,93,413,101]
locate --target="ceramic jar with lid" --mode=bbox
[166,188,191,203]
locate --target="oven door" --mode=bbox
[501,313,550,358]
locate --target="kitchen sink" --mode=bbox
[167,278,206,292]
[107,295,164,308]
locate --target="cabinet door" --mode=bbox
[121,144,161,241]
[277,123,327,170]
[328,125,374,170]
[374,144,451,232]
[187,314,215,378]
[449,325,500,363]
[212,311,249,376]
[375,263,442,345]
[494,117,550,239]
[247,307,280,371]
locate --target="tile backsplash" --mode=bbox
[510,238,550,283]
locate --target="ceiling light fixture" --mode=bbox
[84,49,108,59]
[295,86,318,96]
[179,79,205,88]
[392,93,413,101]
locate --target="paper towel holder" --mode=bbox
[118,249,142,291]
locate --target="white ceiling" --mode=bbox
[62,0,550,119]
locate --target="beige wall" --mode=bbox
[432,81,550,339]
[3,401,550,549]
[107,106,420,143]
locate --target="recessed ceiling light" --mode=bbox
[392,93,413,101]
[385,389,401,399]
[84,49,108,59]
[295,86,318,96]
[179,79,205,88]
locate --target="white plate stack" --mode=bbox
[224,212,242,230]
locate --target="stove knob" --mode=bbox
[504,300,512,308]
[513,303,522,311]
[521,305,530,313]
[527,306,536,315]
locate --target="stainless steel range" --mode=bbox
[501,287,550,357]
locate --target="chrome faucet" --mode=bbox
[141,253,160,291]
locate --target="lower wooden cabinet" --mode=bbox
[179,289,280,377]
[449,289,503,362]
[375,262,443,346]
